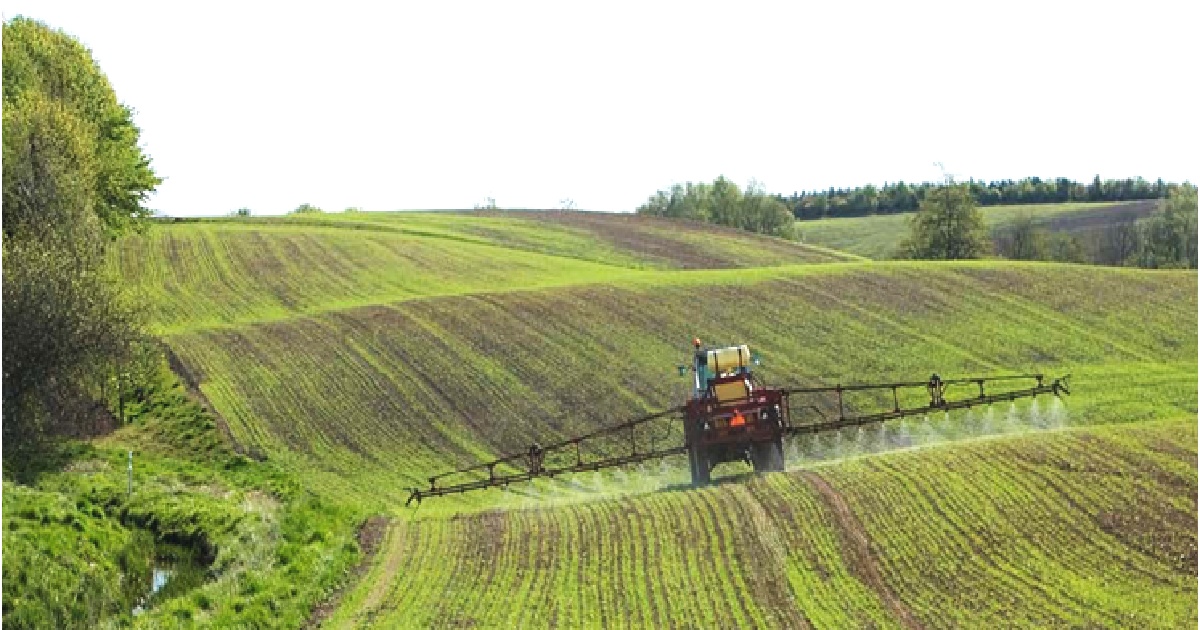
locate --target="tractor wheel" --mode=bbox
[750,442,768,472]
[752,439,786,473]
[689,446,711,485]
[768,436,786,471]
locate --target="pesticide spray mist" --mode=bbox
[504,396,1073,500]
[783,395,1071,470]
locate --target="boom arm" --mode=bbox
[783,373,1070,435]
[407,406,687,505]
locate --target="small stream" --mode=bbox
[132,568,173,616]
[123,531,210,618]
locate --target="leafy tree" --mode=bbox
[1094,213,1142,265]
[1137,185,1198,268]
[1088,175,1104,202]
[3,17,158,456]
[1046,233,1086,264]
[2,16,160,238]
[993,213,1048,260]
[900,181,989,259]
[291,203,323,214]
[636,176,794,238]
[709,176,742,227]
[741,180,795,237]
[231,207,252,217]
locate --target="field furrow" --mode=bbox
[817,420,1197,628]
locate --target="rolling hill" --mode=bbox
[794,200,1160,259]
[98,210,1200,626]
[120,212,853,333]
[153,259,1196,509]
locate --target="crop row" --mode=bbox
[116,222,644,334]
[328,475,894,628]
[261,209,853,270]
[818,418,1197,628]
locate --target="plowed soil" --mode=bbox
[471,210,855,268]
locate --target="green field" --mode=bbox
[328,418,1196,628]
[11,210,1195,627]
[160,260,1196,510]
[8,8,1194,628]
[794,201,1157,259]
[121,212,853,334]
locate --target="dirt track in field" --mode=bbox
[305,515,390,629]
[802,471,924,630]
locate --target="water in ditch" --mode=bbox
[126,533,209,618]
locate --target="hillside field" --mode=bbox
[328,418,1196,628]
[6,7,1196,629]
[122,212,853,333]
[157,259,1196,510]
[794,201,1159,259]
[14,210,1194,627]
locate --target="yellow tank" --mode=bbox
[707,345,751,374]
[713,380,750,403]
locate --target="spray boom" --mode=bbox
[406,346,1069,505]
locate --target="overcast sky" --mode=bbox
[3,1,1196,216]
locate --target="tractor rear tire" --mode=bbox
[752,439,786,473]
[769,436,786,471]
[689,446,711,486]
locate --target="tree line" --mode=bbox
[782,176,1182,220]
[3,17,160,461]
[902,180,1197,269]
[635,175,1196,269]
[991,189,1197,268]
[635,176,796,237]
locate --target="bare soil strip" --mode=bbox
[305,515,389,629]
[801,471,923,630]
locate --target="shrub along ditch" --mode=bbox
[2,360,367,628]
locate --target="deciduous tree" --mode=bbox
[900,181,989,260]
[636,176,794,238]
[992,213,1047,261]
[3,17,158,456]
[1138,186,1198,268]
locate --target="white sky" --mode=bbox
[3,0,1197,216]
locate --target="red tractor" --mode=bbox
[682,339,788,484]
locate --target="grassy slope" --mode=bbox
[794,201,1157,259]
[2,367,363,628]
[99,213,1198,627]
